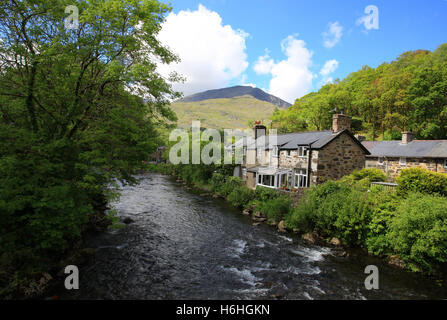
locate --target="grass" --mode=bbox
[170,95,281,129]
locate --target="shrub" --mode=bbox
[396,168,447,197]
[351,168,387,182]
[388,193,447,272]
[254,186,279,202]
[216,176,242,197]
[210,173,226,192]
[365,190,400,255]
[284,180,349,233]
[258,197,291,224]
[285,181,371,245]
[227,187,255,208]
[340,168,387,187]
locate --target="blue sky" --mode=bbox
[158,0,447,103]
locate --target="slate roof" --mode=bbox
[362,140,447,158]
[231,129,370,154]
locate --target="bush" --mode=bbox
[285,181,349,233]
[215,176,242,197]
[258,197,291,224]
[285,181,371,245]
[254,186,279,202]
[227,187,255,208]
[351,168,387,182]
[388,193,447,272]
[365,190,400,255]
[340,168,387,187]
[210,173,226,192]
[396,168,447,197]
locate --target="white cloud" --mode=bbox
[320,59,339,76]
[322,21,343,48]
[157,4,249,97]
[253,35,314,104]
[319,59,339,86]
[253,53,275,75]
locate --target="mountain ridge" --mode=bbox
[178,85,292,109]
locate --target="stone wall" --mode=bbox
[246,172,257,189]
[316,132,366,184]
[279,150,308,169]
[365,157,447,180]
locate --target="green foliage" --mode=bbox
[228,187,255,208]
[254,186,279,202]
[396,168,447,197]
[351,168,387,182]
[365,190,400,256]
[0,0,180,297]
[388,193,447,272]
[258,197,291,224]
[271,45,447,140]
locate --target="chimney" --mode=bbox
[253,122,266,140]
[332,114,351,133]
[401,131,415,144]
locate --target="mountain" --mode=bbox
[179,85,291,108]
[171,86,291,129]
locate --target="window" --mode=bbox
[444,159,447,169]
[257,174,275,188]
[272,146,279,157]
[378,157,384,165]
[242,168,247,177]
[285,150,291,157]
[294,169,308,188]
[399,157,406,166]
[298,146,308,157]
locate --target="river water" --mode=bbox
[60,173,446,300]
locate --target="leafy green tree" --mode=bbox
[0,0,181,296]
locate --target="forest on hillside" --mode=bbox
[271,44,447,140]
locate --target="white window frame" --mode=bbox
[399,157,406,166]
[298,146,308,158]
[285,150,292,157]
[378,157,384,165]
[294,169,308,188]
[257,174,276,189]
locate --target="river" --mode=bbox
[60,173,446,300]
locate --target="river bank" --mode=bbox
[146,164,447,289]
[56,173,446,299]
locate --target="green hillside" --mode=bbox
[271,44,447,140]
[171,94,280,129]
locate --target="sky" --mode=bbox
[157,0,447,103]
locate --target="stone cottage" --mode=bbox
[362,132,447,180]
[232,114,370,190]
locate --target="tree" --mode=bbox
[0,0,181,296]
